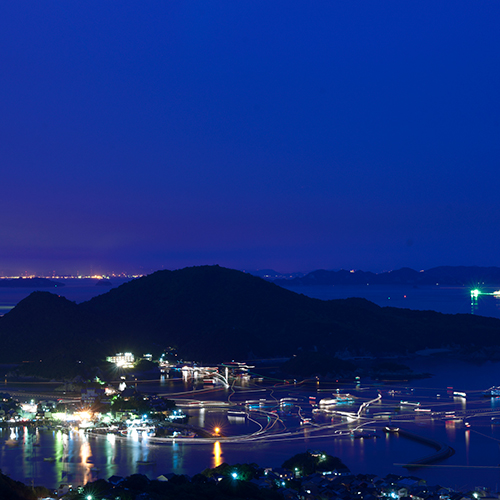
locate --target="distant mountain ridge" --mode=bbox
[274,266,500,286]
[0,265,499,365]
[244,269,305,280]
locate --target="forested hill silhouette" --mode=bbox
[0,265,499,364]
[274,266,500,286]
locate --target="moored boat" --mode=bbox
[319,394,354,407]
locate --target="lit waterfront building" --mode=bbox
[106,352,135,368]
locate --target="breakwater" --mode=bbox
[388,427,455,469]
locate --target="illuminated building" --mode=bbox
[106,352,135,368]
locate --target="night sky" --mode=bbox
[1,2,499,275]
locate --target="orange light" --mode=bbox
[74,411,92,421]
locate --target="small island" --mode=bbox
[95,279,113,287]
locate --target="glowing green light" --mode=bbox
[471,289,481,298]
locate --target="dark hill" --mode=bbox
[0,265,499,364]
[0,292,106,362]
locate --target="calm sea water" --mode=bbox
[1,281,500,490]
[0,277,133,316]
[282,284,500,319]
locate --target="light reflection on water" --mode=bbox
[172,440,182,471]
[213,441,222,468]
[445,419,457,442]
[465,429,470,466]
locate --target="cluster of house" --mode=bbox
[56,467,499,500]
[254,469,498,500]
[0,392,22,420]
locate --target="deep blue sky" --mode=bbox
[1,1,499,275]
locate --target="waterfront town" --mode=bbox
[2,351,230,438]
[2,351,500,499]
